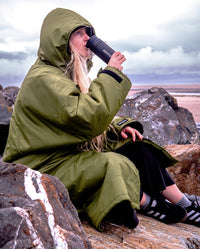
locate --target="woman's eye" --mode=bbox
[76,30,85,36]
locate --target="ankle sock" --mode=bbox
[140,193,152,210]
[175,195,192,208]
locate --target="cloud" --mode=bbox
[107,0,200,55]
[127,72,200,85]
[0,50,36,87]
[0,51,27,60]
[123,46,200,74]
[0,0,200,87]
[89,45,200,84]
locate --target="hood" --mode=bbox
[38,8,95,71]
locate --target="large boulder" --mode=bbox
[117,87,199,146]
[0,162,92,249]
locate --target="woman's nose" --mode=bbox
[84,33,90,41]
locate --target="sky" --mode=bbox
[0,0,200,88]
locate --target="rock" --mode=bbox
[0,162,92,249]
[0,86,19,156]
[0,105,12,155]
[0,86,19,106]
[82,214,200,248]
[117,87,199,146]
[0,104,12,125]
[175,107,199,144]
[165,144,200,196]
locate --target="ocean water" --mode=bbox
[170,92,200,96]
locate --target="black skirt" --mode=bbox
[116,140,175,197]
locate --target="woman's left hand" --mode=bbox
[121,126,143,142]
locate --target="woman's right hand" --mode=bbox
[108,52,126,71]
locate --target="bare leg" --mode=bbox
[140,192,146,206]
[140,184,183,206]
[161,184,183,203]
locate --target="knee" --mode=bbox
[103,152,140,178]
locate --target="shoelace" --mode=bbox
[185,193,200,207]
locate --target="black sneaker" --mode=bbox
[139,195,187,224]
[184,200,200,227]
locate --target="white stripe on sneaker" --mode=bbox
[147,210,154,215]
[187,210,195,217]
[160,214,166,220]
[189,213,200,221]
[196,217,200,222]
[154,212,160,217]
[147,210,166,220]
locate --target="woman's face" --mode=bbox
[70,27,91,60]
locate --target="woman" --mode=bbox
[3,8,200,230]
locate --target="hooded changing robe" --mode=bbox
[3,8,141,230]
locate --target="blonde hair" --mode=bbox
[65,41,117,152]
[65,41,91,93]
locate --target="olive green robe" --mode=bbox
[3,8,142,230]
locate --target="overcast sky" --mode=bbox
[0,0,200,88]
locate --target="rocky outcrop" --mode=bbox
[1,145,200,248]
[0,162,92,249]
[117,87,200,146]
[0,86,19,107]
[166,144,200,196]
[82,215,200,249]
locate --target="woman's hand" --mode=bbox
[108,52,126,71]
[121,126,143,142]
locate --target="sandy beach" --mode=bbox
[129,84,200,123]
[175,96,200,123]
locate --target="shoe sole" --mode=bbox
[140,209,188,224]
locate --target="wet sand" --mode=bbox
[129,84,200,123]
[176,96,200,123]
